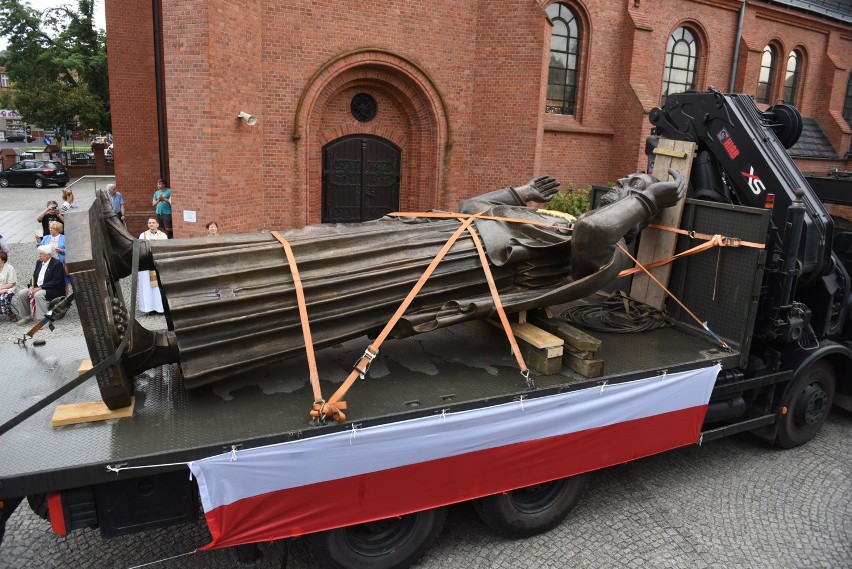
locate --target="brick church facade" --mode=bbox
[105,0,852,236]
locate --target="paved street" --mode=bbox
[0,185,850,568]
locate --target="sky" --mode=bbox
[0,0,106,51]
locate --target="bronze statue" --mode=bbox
[66,170,685,409]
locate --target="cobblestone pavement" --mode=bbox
[1,189,850,568]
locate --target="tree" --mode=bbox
[0,0,109,135]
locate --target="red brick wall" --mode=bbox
[104,0,161,236]
[106,0,851,237]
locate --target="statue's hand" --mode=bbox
[515,175,561,203]
[644,168,687,210]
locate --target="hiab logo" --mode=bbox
[716,127,740,159]
[741,167,766,195]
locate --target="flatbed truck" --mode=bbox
[1,89,850,569]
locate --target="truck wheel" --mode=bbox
[305,507,447,569]
[473,473,590,538]
[776,360,836,449]
[26,493,49,520]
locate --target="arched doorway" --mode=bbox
[322,135,401,223]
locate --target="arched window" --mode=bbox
[783,50,802,105]
[661,27,698,104]
[546,3,581,115]
[757,45,777,104]
[844,73,852,126]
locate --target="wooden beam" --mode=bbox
[52,396,136,427]
[528,315,601,352]
[564,355,604,378]
[629,138,697,309]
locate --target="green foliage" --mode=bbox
[0,0,109,133]
[543,182,592,218]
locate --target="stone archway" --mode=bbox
[293,49,450,225]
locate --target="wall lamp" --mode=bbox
[237,111,258,126]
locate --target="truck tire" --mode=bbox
[26,493,49,520]
[776,360,836,448]
[473,473,591,538]
[305,507,447,569]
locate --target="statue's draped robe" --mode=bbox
[149,188,624,388]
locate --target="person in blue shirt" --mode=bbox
[107,183,126,226]
[39,221,66,265]
[152,179,172,238]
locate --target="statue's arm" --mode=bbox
[571,169,686,280]
[459,175,560,213]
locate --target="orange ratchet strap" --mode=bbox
[617,242,731,350]
[647,224,765,249]
[313,212,486,422]
[270,231,324,406]
[619,225,764,278]
[388,211,570,231]
[464,225,532,387]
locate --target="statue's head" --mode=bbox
[599,172,660,243]
[600,173,658,208]
[616,173,656,191]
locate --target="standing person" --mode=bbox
[36,200,62,239]
[13,245,65,325]
[138,217,168,314]
[0,250,18,319]
[59,189,75,217]
[205,221,219,236]
[106,184,126,226]
[152,179,172,238]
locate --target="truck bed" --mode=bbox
[0,320,736,499]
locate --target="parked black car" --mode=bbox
[0,160,69,188]
[69,152,95,165]
[5,134,35,143]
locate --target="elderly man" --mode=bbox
[106,184,126,225]
[14,245,66,325]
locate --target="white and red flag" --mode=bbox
[190,364,719,549]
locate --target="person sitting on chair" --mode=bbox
[14,245,66,325]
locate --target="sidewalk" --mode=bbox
[0,175,114,243]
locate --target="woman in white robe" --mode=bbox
[138,216,168,313]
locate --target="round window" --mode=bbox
[351,93,377,123]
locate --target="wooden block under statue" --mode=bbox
[51,360,136,427]
[529,312,604,378]
[489,320,564,375]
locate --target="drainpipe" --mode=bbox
[729,1,746,93]
[152,0,168,180]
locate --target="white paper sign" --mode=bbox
[183,210,197,223]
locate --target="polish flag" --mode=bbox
[190,364,719,549]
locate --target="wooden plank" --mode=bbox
[528,315,601,352]
[51,396,136,427]
[517,342,563,375]
[565,344,596,360]
[629,138,698,309]
[488,320,563,350]
[564,354,604,378]
[77,358,93,375]
[486,320,563,374]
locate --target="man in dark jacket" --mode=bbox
[14,245,66,325]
